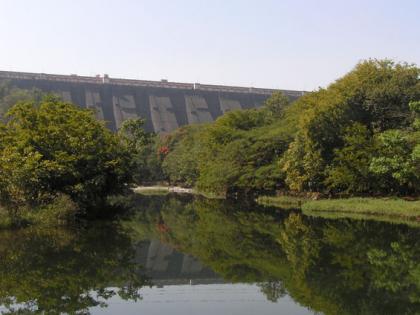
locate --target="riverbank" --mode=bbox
[133,186,194,195]
[257,196,420,224]
[132,186,225,199]
[134,189,420,224]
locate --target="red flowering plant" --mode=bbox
[156,221,170,233]
[157,145,169,157]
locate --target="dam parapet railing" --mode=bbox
[0,70,305,97]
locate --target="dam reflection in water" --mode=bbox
[100,239,312,315]
[1,194,420,315]
[135,239,222,286]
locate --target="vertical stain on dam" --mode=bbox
[0,71,304,133]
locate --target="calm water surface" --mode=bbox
[1,194,419,315]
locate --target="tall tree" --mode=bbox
[0,96,133,213]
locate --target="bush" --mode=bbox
[0,96,133,218]
[157,60,420,197]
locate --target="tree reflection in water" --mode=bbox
[124,194,420,315]
[0,224,150,314]
[1,193,420,315]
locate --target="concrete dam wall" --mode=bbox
[0,70,305,133]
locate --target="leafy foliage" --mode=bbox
[325,123,375,193]
[0,96,133,217]
[118,118,165,183]
[264,91,290,119]
[0,80,42,119]
[155,59,420,197]
[161,125,205,186]
[370,130,419,192]
[161,105,292,196]
[282,59,420,194]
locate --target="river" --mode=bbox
[0,193,419,315]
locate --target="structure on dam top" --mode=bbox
[0,70,305,133]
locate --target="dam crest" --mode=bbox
[0,70,304,133]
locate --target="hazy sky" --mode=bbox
[0,0,419,91]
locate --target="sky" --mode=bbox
[0,0,419,91]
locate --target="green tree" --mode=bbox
[369,130,419,193]
[118,118,152,153]
[162,125,204,186]
[118,118,165,184]
[0,80,42,119]
[193,109,289,196]
[144,59,420,196]
[409,100,420,130]
[0,96,132,214]
[283,60,419,193]
[325,123,375,194]
[263,91,290,119]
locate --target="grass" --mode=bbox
[302,198,420,218]
[257,195,420,225]
[257,195,308,210]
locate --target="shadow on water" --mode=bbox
[1,193,420,314]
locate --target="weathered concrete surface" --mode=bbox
[0,70,305,133]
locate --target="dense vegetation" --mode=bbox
[0,59,418,228]
[156,60,419,197]
[0,94,143,226]
[0,80,42,119]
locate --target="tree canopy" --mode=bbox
[155,59,420,197]
[0,96,133,217]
